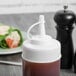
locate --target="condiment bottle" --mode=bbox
[22,15,61,76]
[54,5,76,69]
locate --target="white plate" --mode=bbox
[0,47,22,55]
[0,31,26,55]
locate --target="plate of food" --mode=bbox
[0,24,26,55]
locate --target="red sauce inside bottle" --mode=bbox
[22,60,60,76]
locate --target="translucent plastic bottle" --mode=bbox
[22,15,61,76]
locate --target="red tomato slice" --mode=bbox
[6,38,18,48]
[6,38,13,48]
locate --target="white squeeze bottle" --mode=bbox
[22,15,61,76]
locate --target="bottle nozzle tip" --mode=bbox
[39,15,45,23]
[39,15,46,36]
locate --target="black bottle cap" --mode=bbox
[54,5,76,27]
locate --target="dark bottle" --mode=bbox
[22,60,60,76]
[54,5,76,69]
[74,52,76,73]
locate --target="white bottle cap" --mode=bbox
[22,15,61,63]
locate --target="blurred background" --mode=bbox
[0,0,76,51]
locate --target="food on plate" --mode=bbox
[0,25,23,49]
